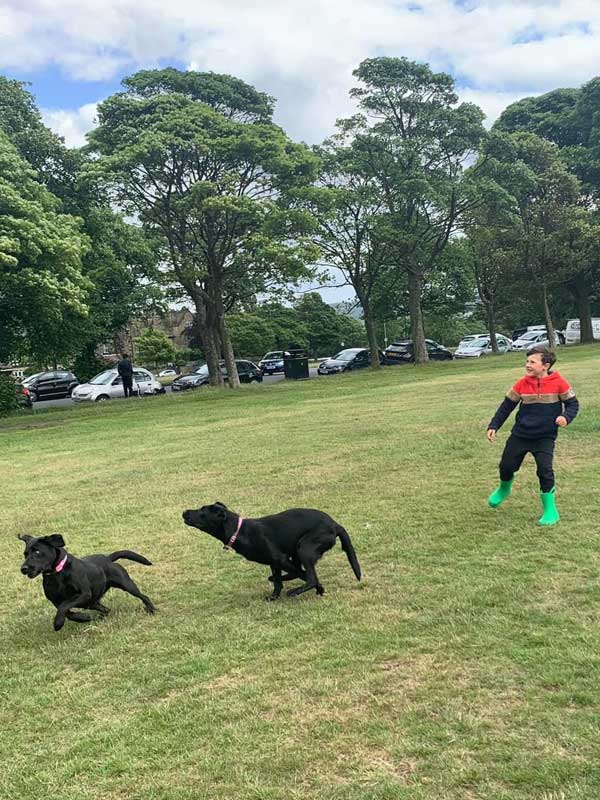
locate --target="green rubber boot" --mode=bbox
[488,477,514,508]
[539,487,560,526]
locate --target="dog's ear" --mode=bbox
[213,503,227,521]
[214,501,228,509]
[39,534,65,549]
[18,534,33,544]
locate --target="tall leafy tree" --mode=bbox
[86,68,318,387]
[0,77,162,366]
[342,57,487,362]
[300,131,392,367]
[495,80,600,340]
[0,130,90,363]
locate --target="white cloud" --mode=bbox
[41,102,98,148]
[10,0,600,144]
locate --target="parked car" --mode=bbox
[511,330,558,351]
[384,339,453,364]
[454,334,512,358]
[71,368,162,402]
[258,351,290,375]
[564,317,600,345]
[511,325,564,344]
[21,370,79,402]
[193,360,263,385]
[171,374,205,392]
[317,348,384,375]
[158,368,179,377]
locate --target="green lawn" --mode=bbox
[1,347,600,800]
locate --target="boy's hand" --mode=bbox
[487,428,496,442]
[556,415,568,427]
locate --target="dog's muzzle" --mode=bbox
[21,564,38,579]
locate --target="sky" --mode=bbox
[3,0,600,301]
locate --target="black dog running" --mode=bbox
[19,534,156,631]
[182,502,361,600]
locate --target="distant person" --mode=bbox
[117,353,134,398]
[486,345,579,525]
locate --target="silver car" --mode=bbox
[512,330,557,351]
[454,335,512,358]
[71,368,162,402]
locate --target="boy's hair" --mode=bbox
[527,345,556,367]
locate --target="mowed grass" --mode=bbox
[2,347,600,800]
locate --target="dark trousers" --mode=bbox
[122,376,134,398]
[499,434,555,493]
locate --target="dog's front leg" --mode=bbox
[53,593,92,631]
[268,566,283,601]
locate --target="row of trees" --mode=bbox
[2,60,600,388]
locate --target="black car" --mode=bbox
[192,360,264,385]
[22,370,79,402]
[318,348,385,375]
[384,339,453,364]
[258,351,290,375]
[171,374,205,392]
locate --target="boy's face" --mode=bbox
[525,352,549,377]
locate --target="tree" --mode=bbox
[0,129,90,364]
[86,68,319,388]
[226,313,277,358]
[135,328,176,369]
[294,293,366,357]
[0,77,163,366]
[300,132,393,368]
[343,57,487,362]
[495,81,600,341]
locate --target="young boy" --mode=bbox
[487,345,579,525]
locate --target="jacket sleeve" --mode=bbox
[559,381,579,424]
[488,383,521,431]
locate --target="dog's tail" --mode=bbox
[109,550,153,566]
[336,526,361,581]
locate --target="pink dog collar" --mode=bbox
[224,516,244,550]
[55,553,68,573]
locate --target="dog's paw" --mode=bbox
[53,617,65,631]
[144,604,157,614]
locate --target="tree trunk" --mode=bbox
[193,296,223,386]
[569,271,594,343]
[218,307,240,389]
[408,269,428,364]
[485,302,499,354]
[361,296,380,369]
[541,283,556,349]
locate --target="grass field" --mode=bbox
[2,346,600,800]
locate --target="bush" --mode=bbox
[0,372,20,417]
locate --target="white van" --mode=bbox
[564,318,600,345]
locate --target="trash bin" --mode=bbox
[283,348,309,379]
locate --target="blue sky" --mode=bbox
[4,0,600,301]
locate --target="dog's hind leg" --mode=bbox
[287,530,334,598]
[66,611,92,623]
[108,568,156,614]
[89,602,110,615]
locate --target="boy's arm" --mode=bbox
[559,383,579,424]
[488,386,520,431]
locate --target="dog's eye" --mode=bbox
[33,549,41,555]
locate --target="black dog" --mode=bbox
[19,534,156,631]
[182,502,361,600]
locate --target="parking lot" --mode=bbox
[31,369,320,410]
